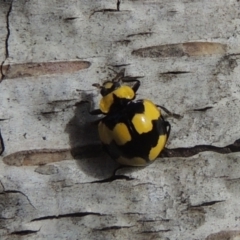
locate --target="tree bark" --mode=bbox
[1,0,240,239]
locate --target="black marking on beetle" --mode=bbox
[100,99,168,162]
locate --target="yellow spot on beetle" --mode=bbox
[117,156,147,166]
[132,100,160,134]
[149,135,167,161]
[98,122,113,144]
[100,86,135,113]
[113,123,131,145]
[103,82,113,89]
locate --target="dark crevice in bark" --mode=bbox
[41,110,62,115]
[31,212,104,222]
[115,39,131,45]
[190,200,225,208]
[160,138,240,158]
[10,230,39,236]
[0,118,10,121]
[117,0,121,11]
[140,229,171,233]
[0,130,5,155]
[226,177,240,181]
[0,216,14,220]
[48,98,78,104]
[0,180,5,192]
[0,0,13,81]
[123,212,143,215]
[64,17,79,21]
[95,225,134,231]
[90,8,124,18]
[127,32,153,38]
[90,175,134,183]
[192,106,213,112]
[161,71,191,75]
[137,218,171,223]
[110,63,131,68]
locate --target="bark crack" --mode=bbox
[161,138,240,158]
[94,225,135,231]
[31,212,104,222]
[0,0,13,82]
[3,190,36,210]
[190,200,225,208]
[160,71,191,75]
[0,129,5,155]
[137,218,171,223]
[89,175,134,184]
[140,229,171,234]
[117,0,121,11]
[192,106,213,112]
[127,32,154,38]
[10,229,40,236]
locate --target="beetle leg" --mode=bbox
[89,109,103,115]
[90,118,104,125]
[122,77,141,93]
[87,100,104,115]
[157,105,182,119]
[89,109,104,125]
[164,121,171,141]
[111,69,125,83]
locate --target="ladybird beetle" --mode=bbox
[90,69,171,166]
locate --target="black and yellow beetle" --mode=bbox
[90,69,171,166]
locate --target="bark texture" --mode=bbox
[1,0,240,239]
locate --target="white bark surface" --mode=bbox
[1,0,240,239]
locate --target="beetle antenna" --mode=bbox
[92,83,102,89]
[112,68,125,83]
